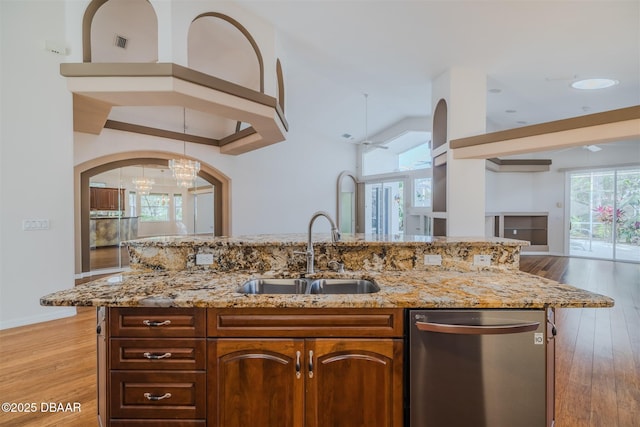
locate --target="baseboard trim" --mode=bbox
[0,307,77,330]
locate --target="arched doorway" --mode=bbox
[75,152,230,274]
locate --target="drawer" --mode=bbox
[111,420,205,426]
[110,371,205,419]
[110,308,205,338]
[110,338,206,370]
[208,308,404,337]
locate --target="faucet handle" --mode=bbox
[328,260,345,273]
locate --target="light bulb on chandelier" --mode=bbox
[132,166,154,195]
[169,108,200,188]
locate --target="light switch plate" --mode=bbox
[196,253,214,265]
[473,254,492,266]
[424,254,442,266]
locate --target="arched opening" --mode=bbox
[432,98,448,150]
[432,98,448,235]
[188,12,264,92]
[75,153,230,273]
[83,0,158,63]
[188,12,265,135]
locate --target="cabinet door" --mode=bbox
[208,339,305,427]
[306,339,403,427]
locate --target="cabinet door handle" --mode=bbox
[143,392,172,401]
[142,320,171,327]
[143,352,172,360]
[295,351,301,379]
[308,350,314,378]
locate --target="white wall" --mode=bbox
[0,1,76,329]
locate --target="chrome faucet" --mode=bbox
[299,211,341,274]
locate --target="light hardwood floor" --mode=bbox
[0,257,638,426]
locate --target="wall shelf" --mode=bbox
[488,212,549,252]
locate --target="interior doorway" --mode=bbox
[77,154,230,274]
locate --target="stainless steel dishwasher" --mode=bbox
[409,309,553,427]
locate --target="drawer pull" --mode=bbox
[142,320,172,327]
[143,352,172,360]
[144,392,172,401]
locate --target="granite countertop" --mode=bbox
[40,268,614,309]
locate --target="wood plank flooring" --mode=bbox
[520,256,640,427]
[0,256,637,426]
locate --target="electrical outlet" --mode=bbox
[23,219,50,231]
[424,254,442,266]
[473,254,492,266]
[196,253,214,265]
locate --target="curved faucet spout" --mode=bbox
[305,211,341,274]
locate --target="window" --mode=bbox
[174,194,183,221]
[413,178,432,208]
[362,131,430,176]
[140,193,170,222]
[359,129,432,236]
[128,191,137,217]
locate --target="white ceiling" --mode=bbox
[234,0,639,151]
[93,0,639,157]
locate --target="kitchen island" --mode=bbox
[40,234,613,427]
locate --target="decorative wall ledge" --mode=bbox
[451,105,640,159]
[61,63,288,155]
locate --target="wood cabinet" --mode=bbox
[207,308,404,427]
[102,307,207,426]
[100,307,403,427]
[91,187,126,211]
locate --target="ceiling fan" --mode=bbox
[352,93,388,150]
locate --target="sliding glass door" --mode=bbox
[569,168,640,262]
[365,181,404,235]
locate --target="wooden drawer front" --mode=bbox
[110,371,205,419]
[111,339,206,370]
[110,308,205,338]
[208,308,404,337]
[111,420,205,426]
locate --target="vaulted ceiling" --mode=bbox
[82,0,639,158]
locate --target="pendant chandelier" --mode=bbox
[169,108,200,188]
[132,166,154,195]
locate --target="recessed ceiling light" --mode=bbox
[584,145,602,152]
[571,78,619,90]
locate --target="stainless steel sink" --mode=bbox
[238,278,309,294]
[238,278,379,295]
[308,279,380,294]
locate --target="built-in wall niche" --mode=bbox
[431,99,448,236]
[77,1,288,155]
[432,99,447,150]
[489,212,549,252]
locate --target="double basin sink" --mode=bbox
[238,278,380,295]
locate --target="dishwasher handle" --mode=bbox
[415,320,540,335]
